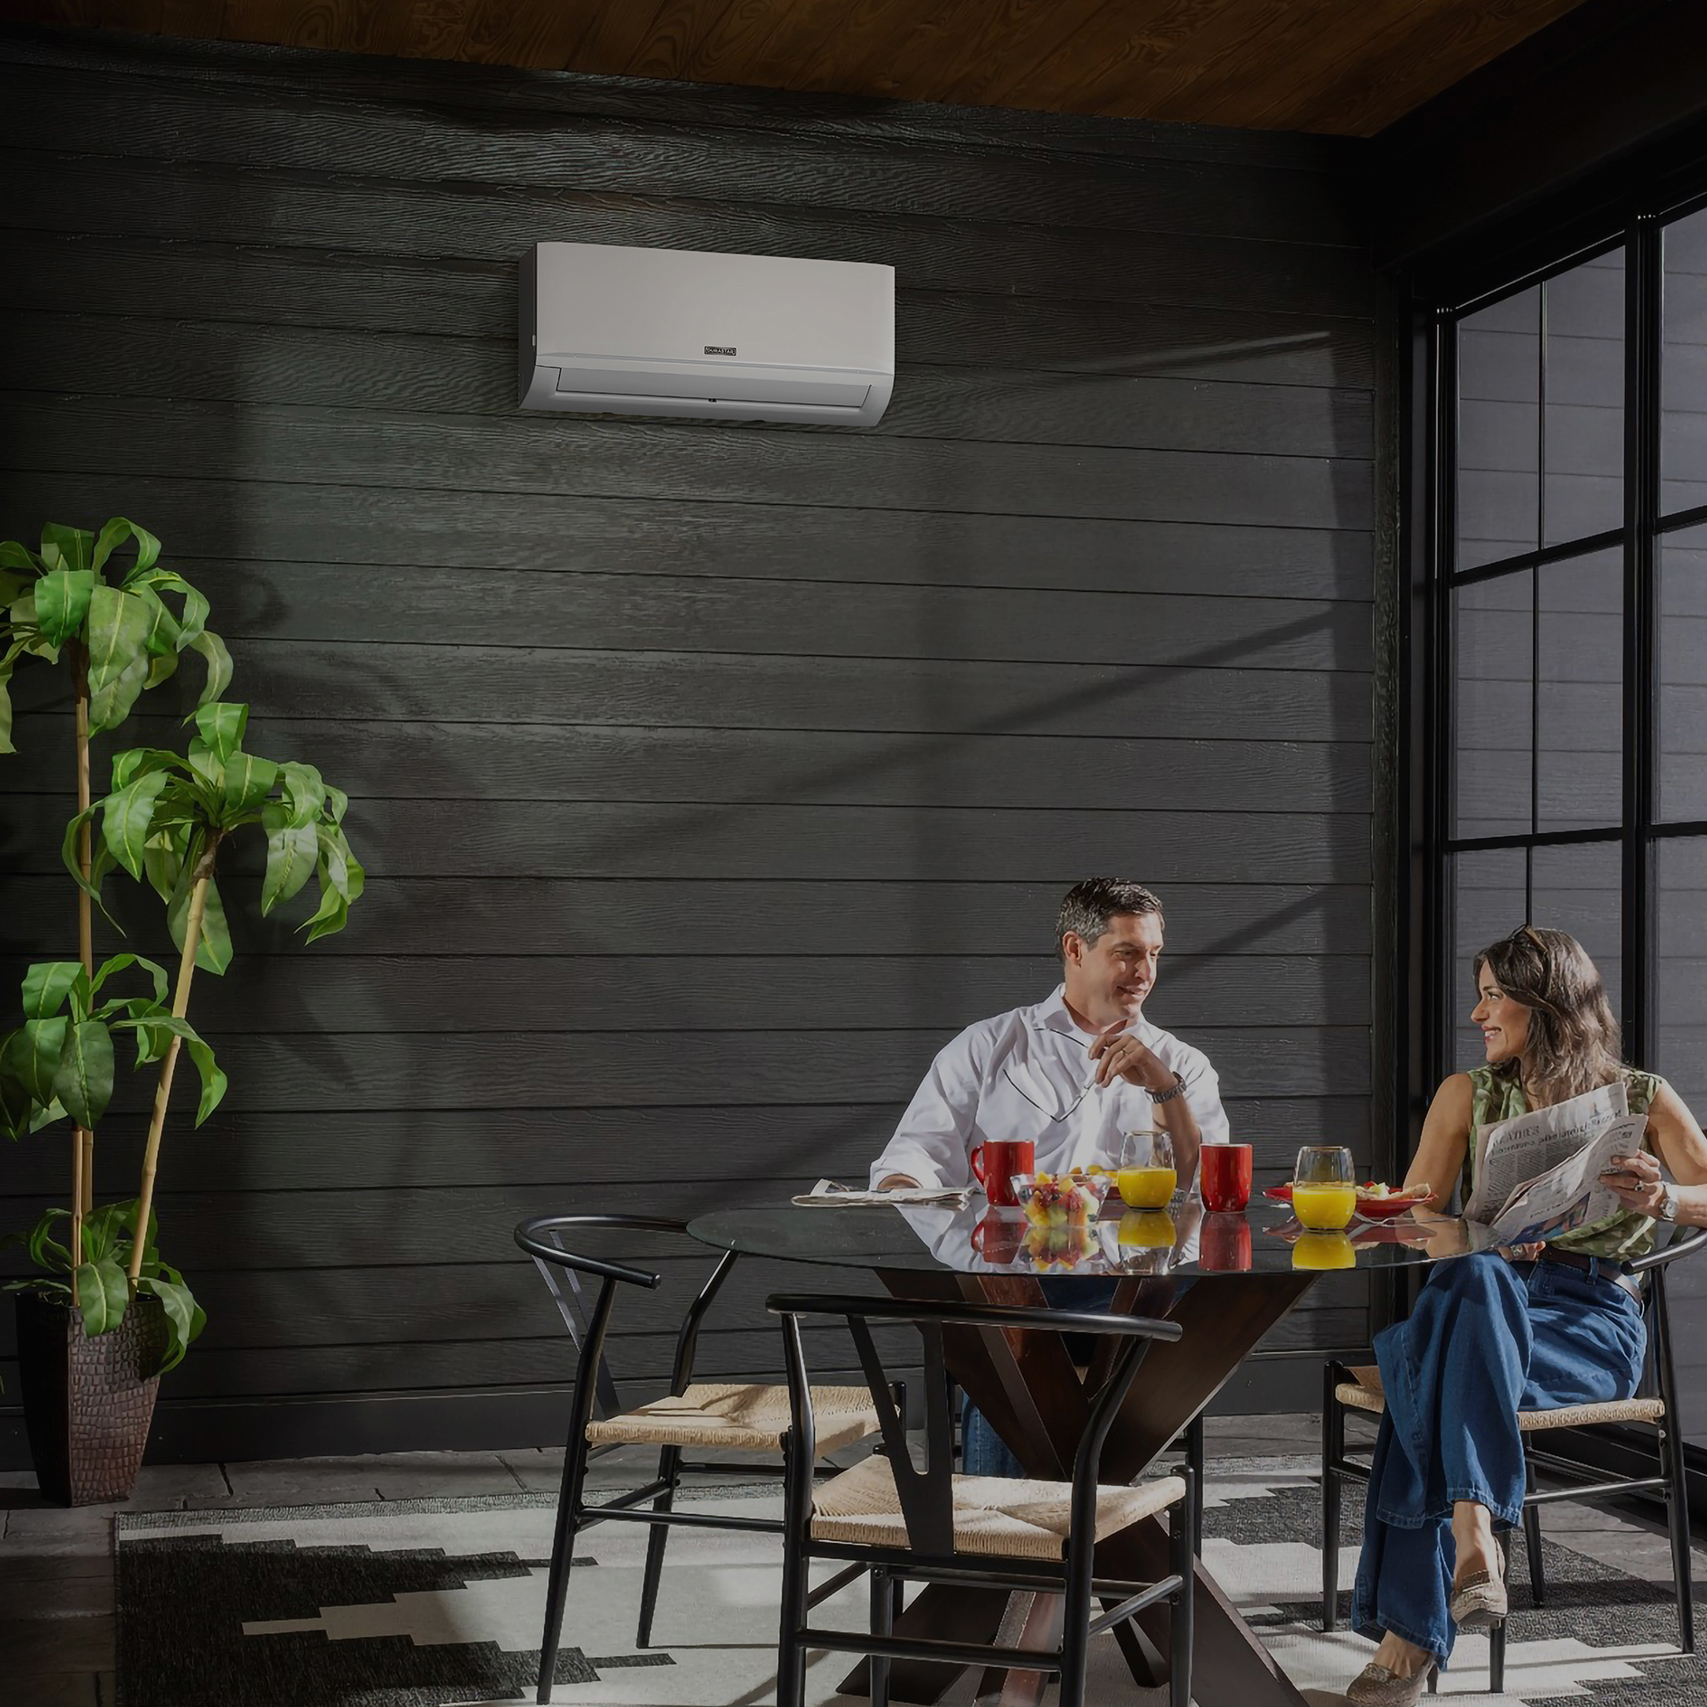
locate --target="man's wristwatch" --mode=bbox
[1147,1072,1187,1105]
[1658,1182,1680,1223]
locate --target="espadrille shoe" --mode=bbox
[1345,1660,1438,1706]
[1449,1538,1508,1628]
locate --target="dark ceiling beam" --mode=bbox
[1374,0,1707,281]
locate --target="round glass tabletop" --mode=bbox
[688,1198,1498,1277]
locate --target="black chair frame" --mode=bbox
[1322,1228,1704,1693]
[770,1293,1197,1707]
[515,1214,882,1706]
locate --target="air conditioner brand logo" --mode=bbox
[705,345,736,356]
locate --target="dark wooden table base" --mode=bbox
[834,1266,1317,1707]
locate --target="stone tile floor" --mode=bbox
[3,1413,1701,1706]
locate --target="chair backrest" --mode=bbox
[514,1213,742,1427]
[768,1292,1182,1559]
[1624,1225,1707,1422]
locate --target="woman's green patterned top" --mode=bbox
[1461,1065,1664,1260]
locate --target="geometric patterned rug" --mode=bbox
[114,1457,1707,1705]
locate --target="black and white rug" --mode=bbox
[114,1457,1703,1706]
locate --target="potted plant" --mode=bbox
[1,518,228,1502]
[2,519,362,1505]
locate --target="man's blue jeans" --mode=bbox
[1352,1251,1646,1664]
[961,1278,1124,1480]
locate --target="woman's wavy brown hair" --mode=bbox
[1474,925,1624,1106]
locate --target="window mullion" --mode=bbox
[1431,311,1458,1092]
[1624,213,1662,1066]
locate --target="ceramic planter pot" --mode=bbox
[14,1290,168,1505]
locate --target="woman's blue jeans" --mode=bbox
[1352,1251,1646,1664]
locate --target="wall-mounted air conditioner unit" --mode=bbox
[519,242,894,427]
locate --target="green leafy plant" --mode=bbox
[0,956,224,1139]
[0,518,230,1284]
[0,517,231,750]
[2,515,360,1446]
[0,955,222,1364]
[3,1199,205,1371]
[69,700,363,1278]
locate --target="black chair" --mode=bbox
[1322,1228,1706,1692]
[769,1291,1198,1707]
[515,1214,885,1706]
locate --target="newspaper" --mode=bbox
[1465,1082,1646,1244]
[792,1178,971,1209]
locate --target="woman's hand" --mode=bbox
[1599,1150,1671,1217]
[1498,1242,1544,1263]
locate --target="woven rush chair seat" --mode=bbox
[810,1451,1187,1561]
[1331,1366,1666,1429]
[585,1382,881,1454]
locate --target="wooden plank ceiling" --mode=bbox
[18,0,1590,135]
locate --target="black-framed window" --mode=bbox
[1429,196,1707,1443]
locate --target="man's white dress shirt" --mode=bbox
[869,985,1231,1191]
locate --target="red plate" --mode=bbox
[1264,1183,1426,1221]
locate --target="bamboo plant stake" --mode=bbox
[71,640,94,1287]
[127,860,214,1286]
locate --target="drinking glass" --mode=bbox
[1117,1130,1176,1209]
[1292,1145,1357,1230]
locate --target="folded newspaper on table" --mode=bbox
[1465,1081,1648,1245]
[792,1178,972,1208]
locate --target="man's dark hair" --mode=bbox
[1055,879,1165,961]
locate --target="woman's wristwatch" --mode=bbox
[1658,1182,1680,1222]
[1147,1071,1187,1105]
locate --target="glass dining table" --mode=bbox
[688,1195,1493,1707]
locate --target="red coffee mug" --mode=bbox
[971,1139,1036,1207]
[1200,1212,1253,1272]
[1201,1143,1254,1213]
[969,1209,1024,1265]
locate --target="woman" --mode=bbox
[1347,925,1707,1706]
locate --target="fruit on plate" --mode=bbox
[1264,1180,1433,1221]
[1268,1180,1432,1202]
[1355,1181,1432,1202]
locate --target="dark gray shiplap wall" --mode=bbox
[0,26,1381,1461]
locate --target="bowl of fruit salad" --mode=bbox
[1010,1170,1113,1231]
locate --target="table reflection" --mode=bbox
[891,1198,1483,1277]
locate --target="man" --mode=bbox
[872,877,1230,1193]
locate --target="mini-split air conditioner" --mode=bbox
[518,242,895,427]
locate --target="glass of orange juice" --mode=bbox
[1292,1145,1357,1229]
[1117,1130,1176,1210]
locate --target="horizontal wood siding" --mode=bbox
[0,25,1380,1460]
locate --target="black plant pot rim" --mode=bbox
[14,1287,167,1316]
